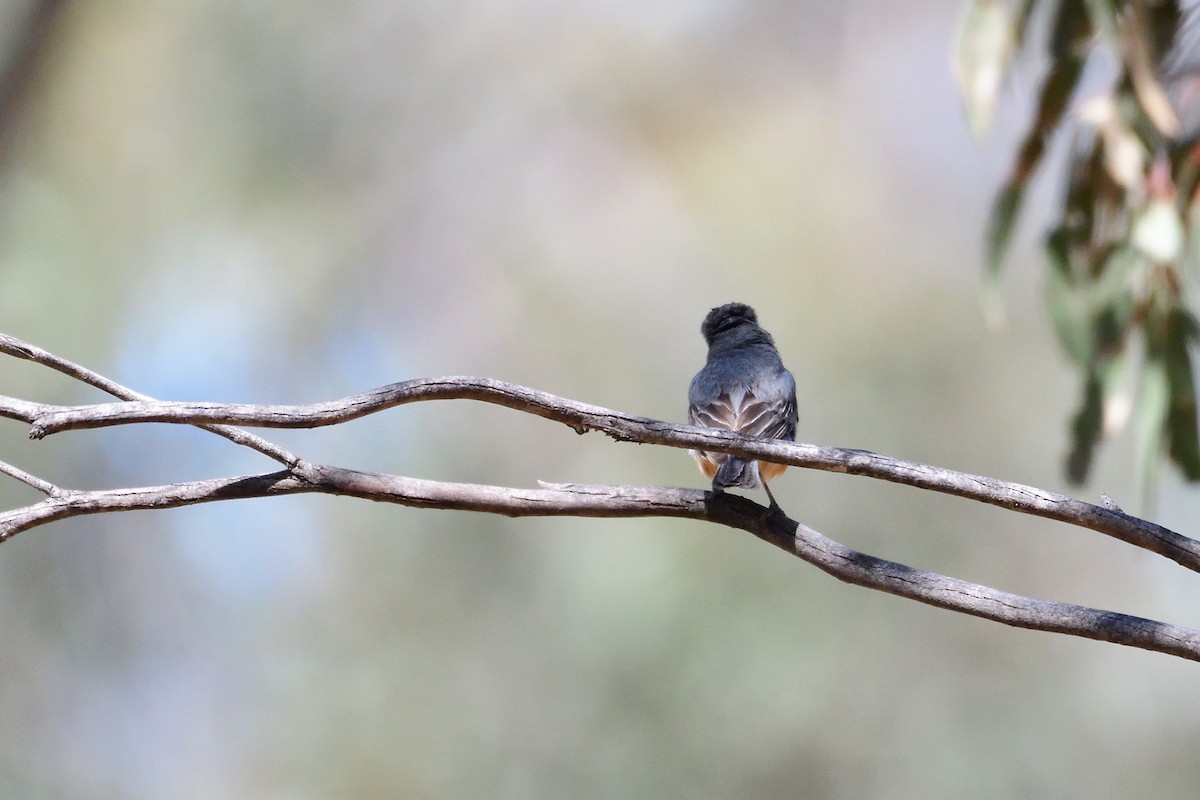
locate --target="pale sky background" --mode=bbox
[3,2,1200,798]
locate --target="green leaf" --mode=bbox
[1048,0,1093,61]
[1082,0,1121,51]
[1043,230,1137,367]
[1098,346,1135,435]
[1044,229,1093,364]
[1011,0,1036,49]
[985,37,1087,285]
[1133,350,1170,504]
[1182,198,1200,273]
[1163,309,1200,479]
[983,183,1024,326]
[1132,199,1185,264]
[987,180,1025,272]
[1066,371,1105,484]
[955,0,1019,138]
[1092,245,1139,314]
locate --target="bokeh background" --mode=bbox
[3,1,1200,797]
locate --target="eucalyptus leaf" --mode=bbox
[955,0,1018,138]
[1099,346,1135,435]
[1082,0,1121,50]
[973,0,1200,490]
[1049,0,1093,61]
[986,46,1087,282]
[1045,232,1094,364]
[1183,198,1200,273]
[1164,309,1200,478]
[1066,371,1105,483]
[1012,0,1037,48]
[1133,352,1169,502]
[983,184,1024,325]
[1132,199,1185,263]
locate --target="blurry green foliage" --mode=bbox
[957,0,1200,490]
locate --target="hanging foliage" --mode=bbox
[957,0,1200,490]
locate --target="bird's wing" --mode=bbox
[689,377,795,441]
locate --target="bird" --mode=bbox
[688,302,797,510]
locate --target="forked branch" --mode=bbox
[10,375,1198,574]
[2,333,1199,662]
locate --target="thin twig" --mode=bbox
[16,376,1200,575]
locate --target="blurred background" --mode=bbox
[2,0,1200,797]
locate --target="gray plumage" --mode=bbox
[688,302,797,492]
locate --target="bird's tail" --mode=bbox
[713,458,761,490]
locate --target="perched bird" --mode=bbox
[688,302,797,510]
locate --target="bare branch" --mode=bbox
[0,333,300,468]
[18,376,1200,575]
[6,336,1200,660]
[1,464,1197,661]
